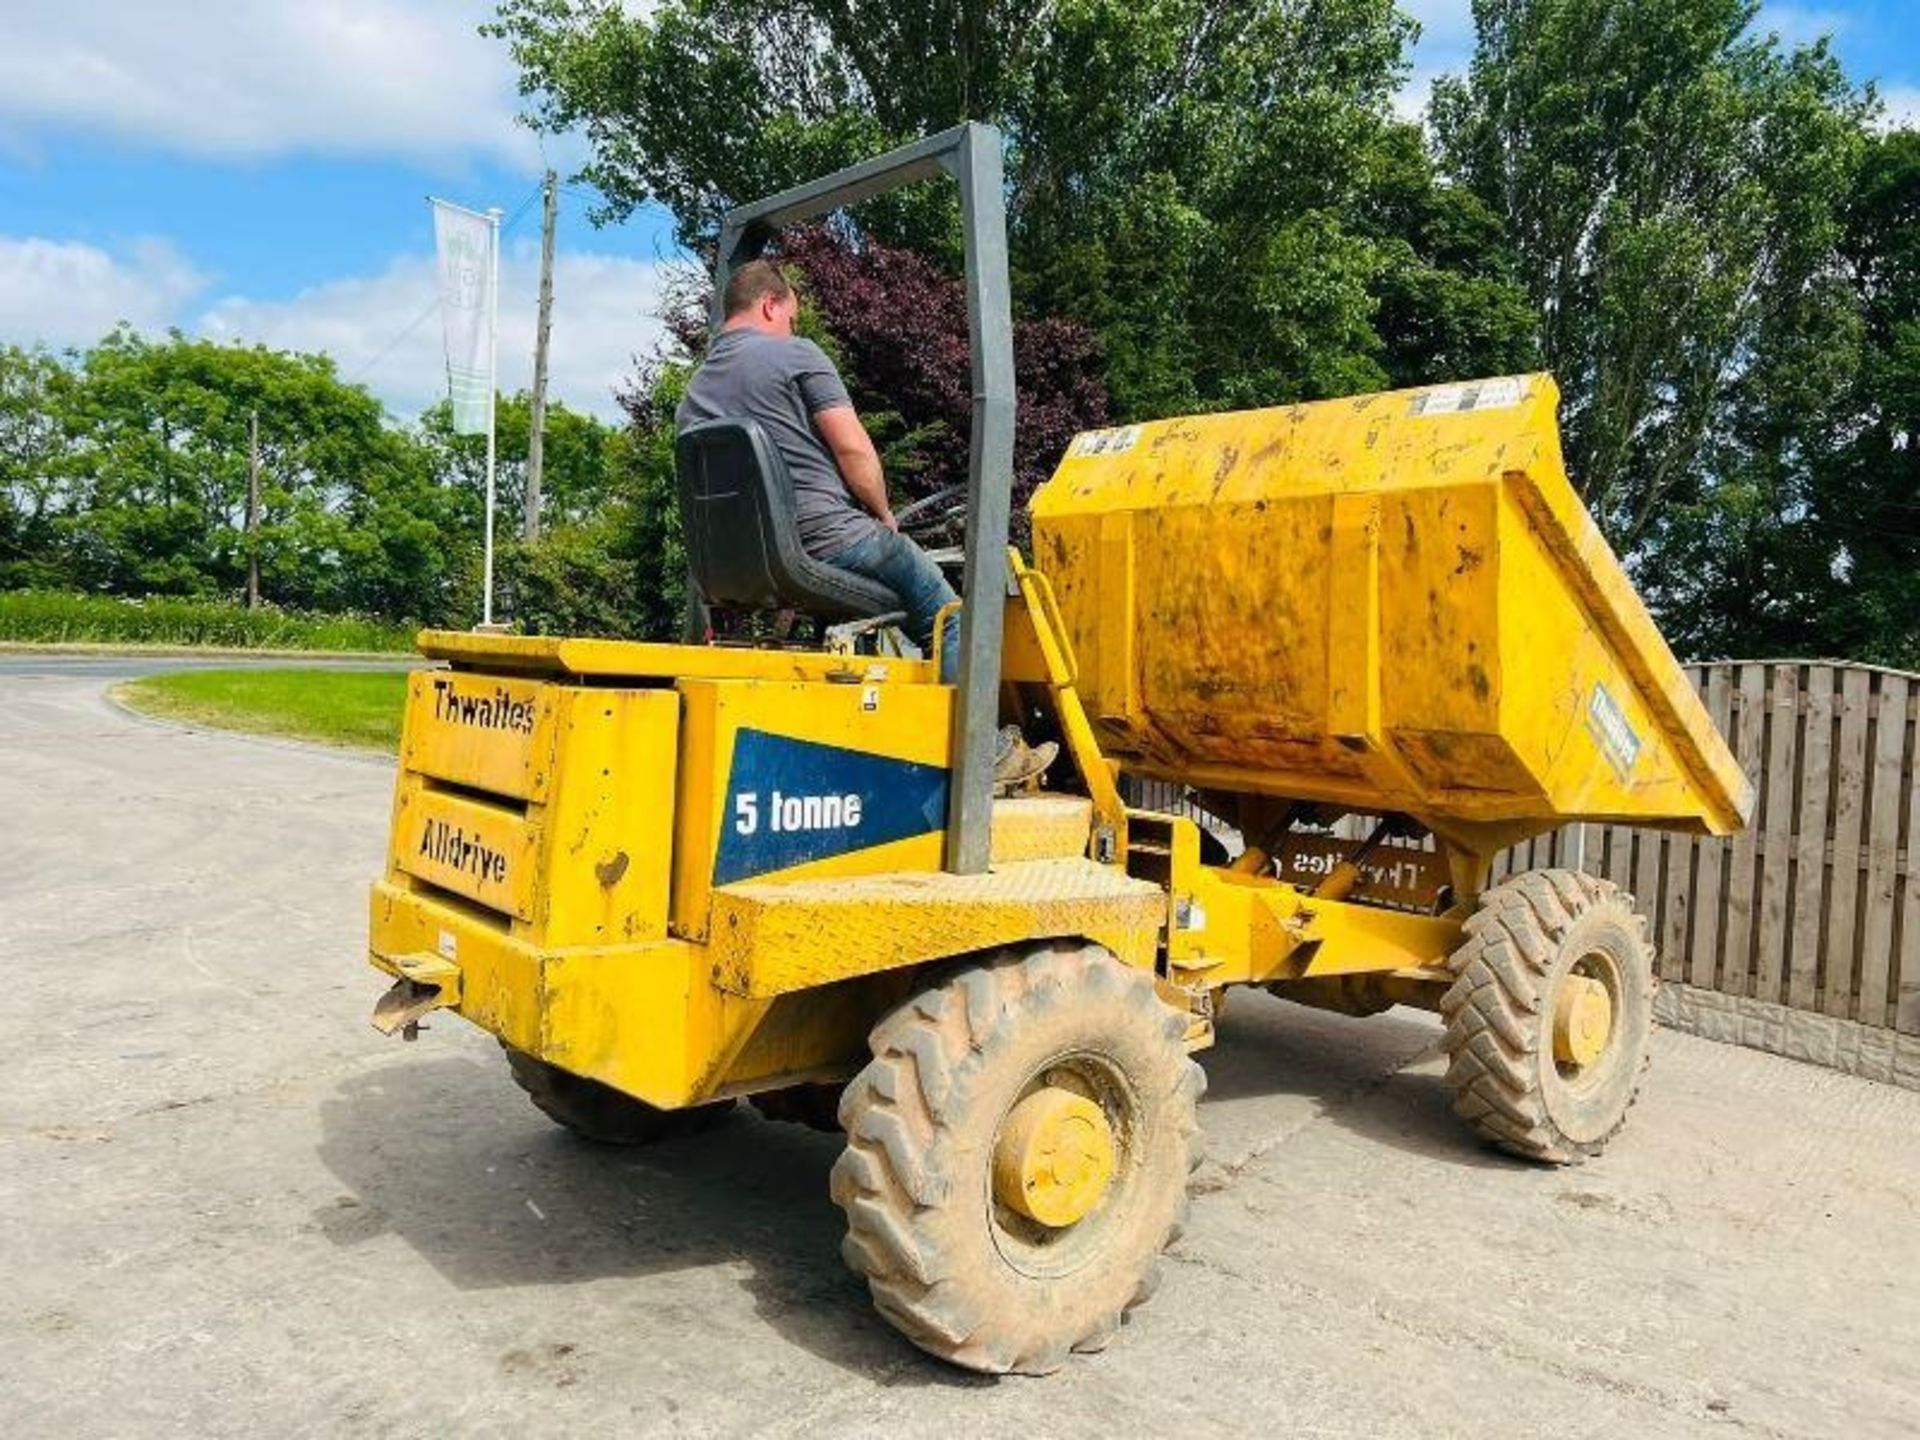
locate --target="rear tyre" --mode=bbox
[501,1044,734,1145]
[749,1081,845,1132]
[831,942,1204,1375]
[1439,869,1654,1164]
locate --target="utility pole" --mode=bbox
[246,408,262,609]
[525,168,557,542]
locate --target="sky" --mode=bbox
[0,1,1914,425]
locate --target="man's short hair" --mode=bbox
[723,259,795,318]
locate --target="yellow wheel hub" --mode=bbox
[1553,974,1614,1068]
[992,1086,1116,1229]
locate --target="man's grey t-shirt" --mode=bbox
[675,329,882,561]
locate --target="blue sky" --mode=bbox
[1399,0,1920,116]
[0,1,1913,422]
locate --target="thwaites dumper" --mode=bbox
[367,125,1751,1374]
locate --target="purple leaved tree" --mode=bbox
[632,227,1110,552]
[779,227,1109,548]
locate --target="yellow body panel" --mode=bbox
[418,629,939,687]
[670,677,956,939]
[711,857,1164,998]
[1032,374,1752,844]
[371,880,768,1105]
[388,682,679,947]
[372,653,1148,1105]
[401,669,553,801]
[393,777,540,920]
[990,796,1095,862]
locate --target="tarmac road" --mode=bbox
[3,655,1918,1438]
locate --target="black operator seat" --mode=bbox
[676,417,897,621]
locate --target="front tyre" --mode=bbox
[831,942,1204,1375]
[1440,870,1654,1164]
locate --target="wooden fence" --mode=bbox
[1122,660,1920,1036]
[1497,661,1918,1035]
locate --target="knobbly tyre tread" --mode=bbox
[500,1043,734,1145]
[830,942,1205,1375]
[1438,868,1654,1165]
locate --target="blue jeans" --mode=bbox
[828,527,961,681]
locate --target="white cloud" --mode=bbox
[1394,65,1442,122]
[1400,0,1848,58]
[1881,85,1920,132]
[0,227,672,423]
[0,235,207,346]
[1394,1,1883,124]
[1394,1,1474,122]
[200,242,675,422]
[1757,5,1850,48]
[0,0,533,165]
[1398,0,1474,51]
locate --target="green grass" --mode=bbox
[116,668,411,751]
[0,590,415,651]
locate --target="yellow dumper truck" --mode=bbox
[366,126,1750,1374]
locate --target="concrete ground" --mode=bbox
[3,655,1917,1439]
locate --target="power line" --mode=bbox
[345,295,442,387]
[500,181,546,235]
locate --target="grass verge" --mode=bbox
[115,668,411,752]
[0,590,415,651]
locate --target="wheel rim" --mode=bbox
[992,1086,1117,1228]
[1553,950,1623,1086]
[986,1052,1140,1280]
[1553,972,1614,1069]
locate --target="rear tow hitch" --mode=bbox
[370,955,462,1040]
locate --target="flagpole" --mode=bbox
[483,205,503,628]
[428,194,505,628]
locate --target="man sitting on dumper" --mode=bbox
[675,259,962,679]
[675,258,1055,787]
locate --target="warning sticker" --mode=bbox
[1408,376,1527,418]
[1071,425,1142,457]
[1585,682,1643,780]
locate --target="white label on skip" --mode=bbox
[1072,425,1142,457]
[1408,376,1526,417]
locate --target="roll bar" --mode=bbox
[709,123,1016,875]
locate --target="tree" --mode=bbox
[1680,127,1920,668]
[1347,124,1541,392]
[1004,0,1530,410]
[0,345,76,588]
[438,393,682,640]
[1637,130,1920,669]
[491,0,1537,422]
[607,358,694,641]
[777,226,1109,542]
[0,331,477,624]
[1431,0,1869,553]
[489,0,1907,663]
[418,390,620,534]
[1820,128,1920,666]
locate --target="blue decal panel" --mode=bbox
[713,728,949,885]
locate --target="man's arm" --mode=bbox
[813,405,897,532]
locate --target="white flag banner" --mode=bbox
[431,199,495,436]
